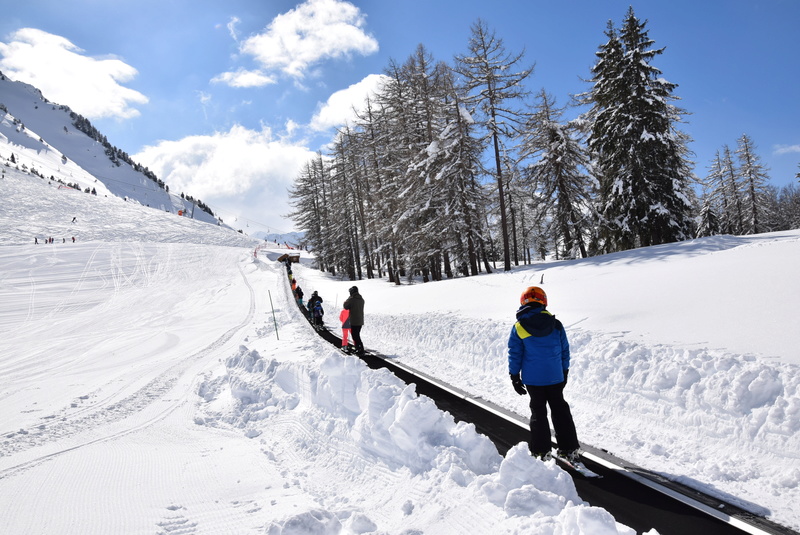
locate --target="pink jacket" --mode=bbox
[339,309,351,329]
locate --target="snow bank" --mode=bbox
[195,344,634,534]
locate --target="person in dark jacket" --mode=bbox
[343,286,365,355]
[508,286,580,461]
[307,291,323,327]
[294,285,304,306]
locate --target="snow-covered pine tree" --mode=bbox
[704,149,739,235]
[390,46,452,282]
[401,52,490,278]
[441,71,493,276]
[781,182,800,230]
[370,56,431,282]
[288,156,332,272]
[351,94,396,281]
[327,130,363,280]
[735,133,770,235]
[719,145,745,234]
[696,194,721,237]
[581,8,694,252]
[453,19,534,271]
[521,90,595,259]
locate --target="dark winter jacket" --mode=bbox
[508,304,570,386]
[307,294,322,312]
[343,292,364,326]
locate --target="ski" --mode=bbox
[553,453,602,478]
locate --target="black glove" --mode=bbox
[563,369,569,385]
[510,374,527,396]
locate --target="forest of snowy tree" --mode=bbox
[289,7,800,282]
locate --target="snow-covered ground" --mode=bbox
[2,162,799,534]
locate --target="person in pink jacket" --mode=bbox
[339,308,351,351]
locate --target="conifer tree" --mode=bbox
[581,8,694,252]
[720,145,745,234]
[454,19,534,271]
[521,90,595,259]
[704,149,741,234]
[696,195,721,237]
[735,133,770,234]
[703,151,728,233]
[782,183,800,230]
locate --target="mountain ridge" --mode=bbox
[0,70,219,226]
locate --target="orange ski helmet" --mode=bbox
[520,286,547,307]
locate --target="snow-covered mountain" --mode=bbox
[0,71,219,226]
[251,230,306,248]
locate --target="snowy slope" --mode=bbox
[0,166,636,534]
[2,160,800,533]
[0,72,218,225]
[284,233,800,529]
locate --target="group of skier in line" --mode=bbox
[283,256,580,464]
[34,236,76,244]
[285,259,365,357]
[33,216,79,244]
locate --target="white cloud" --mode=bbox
[0,28,147,120]
[227,16,241,42]
[231,0,378,83]
[774,144,800,155]
[309,73,388,132]
[133,124,315,231]
[211,68,276,88]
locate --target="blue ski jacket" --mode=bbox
[508,304,570,386]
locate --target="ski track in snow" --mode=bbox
[0,248,256,478]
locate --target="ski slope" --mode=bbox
[2,163,800,533]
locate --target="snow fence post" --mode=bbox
[268,290,279,340]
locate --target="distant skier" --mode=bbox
[72,217,76,223]
[507,286,580,462]
[311,300,324,329]
[307,291,323,328]
[339,308,351,352]
[343,286,365,356]
[294,285,304,306]
[307,290,321,312]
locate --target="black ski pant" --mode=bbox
[527,380,579,456]
[350,325,364,354]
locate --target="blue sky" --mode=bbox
[2,0,798,234]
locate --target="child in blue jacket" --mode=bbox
[508,286,580,461]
